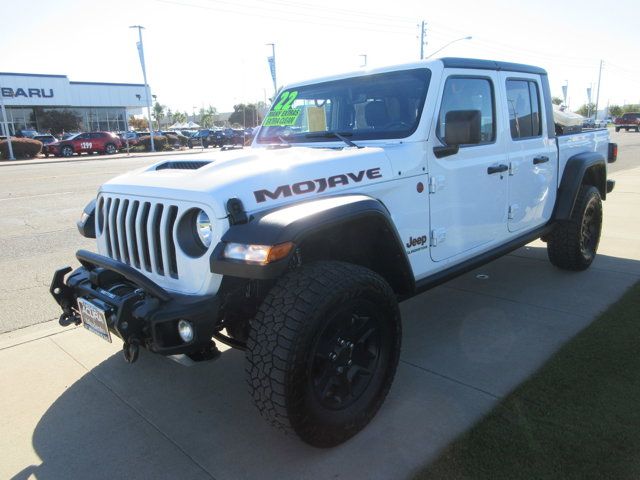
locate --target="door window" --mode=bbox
[437,77,495,145]
[506,80,541,139]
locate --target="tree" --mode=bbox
[128,116,149,131]
[552,96,563,106]
[171,111,186,124]
[576,103,596,117]
[152,101,165,130]
[37,109,81,135]
[608,105,622,118]
[228,103,263,127]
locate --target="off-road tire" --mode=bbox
[547,185,602,271]
[246,261,401,447]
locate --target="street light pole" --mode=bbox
[424,36,472,59]
[0,89,15,160]
[130,25,155,152]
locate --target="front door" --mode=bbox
[428,71,508,262]
[500,75,557,232]
[75,133,92,153]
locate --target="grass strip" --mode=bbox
[415,281,640,480]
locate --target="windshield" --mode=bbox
[257,68,431,144]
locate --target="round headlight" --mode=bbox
[195,210,212,248]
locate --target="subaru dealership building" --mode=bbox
[0,72,148,135]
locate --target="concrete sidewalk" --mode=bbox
[2,168,639,480]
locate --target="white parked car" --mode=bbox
[52,57,617,447]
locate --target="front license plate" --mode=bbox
[77,298,112,343]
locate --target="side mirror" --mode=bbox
[433,109,482,159]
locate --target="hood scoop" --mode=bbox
[156,160,212,171]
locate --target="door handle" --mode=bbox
[533,155,549,164]
[487,164,509,174]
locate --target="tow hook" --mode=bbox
[58,311,80,327]
[123,338,141,363]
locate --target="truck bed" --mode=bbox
[555,128,610,186]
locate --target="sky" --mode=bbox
[1,0,639,114]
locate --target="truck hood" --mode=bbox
[101,146,395,218]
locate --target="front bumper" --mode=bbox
[51,250,221,360]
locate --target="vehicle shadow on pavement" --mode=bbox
[12,247,640,480]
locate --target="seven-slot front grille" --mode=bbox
[97,195,179,278]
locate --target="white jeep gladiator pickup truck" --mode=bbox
[52,57,617,447]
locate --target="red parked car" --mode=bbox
[44,132,122,157]
[614,112,640,132]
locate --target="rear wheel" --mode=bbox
[104,143,116,155]
[547,185,602,271]
[246,261,401,447]
[615,127,620,132]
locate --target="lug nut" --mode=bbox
[329,353,337,361]
[347,360,352,366]
[338,338,345,346]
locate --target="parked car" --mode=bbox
[33,134,58,145]
[582,118,606,129]
[614,112,640,132]
[187,129,214,148]
[119,131,141,147]
[15,129,39,138]
[44,131,122,157]
[53,57,617,447]
[222,128,245,147]
[61,132,81,140]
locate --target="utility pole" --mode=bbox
[0,88,15,160]
[594,60,603,121]
[419,21,427,60]
[266,43,277,96]
[130,25,155,152]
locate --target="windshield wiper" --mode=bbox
[305,131,361,148]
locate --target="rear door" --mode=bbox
[428,71,509,262]
[500,74,557,232]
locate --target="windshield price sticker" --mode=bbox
[263,109,301,126]
[263,90,301,126]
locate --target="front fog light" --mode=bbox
[177,320,194,343]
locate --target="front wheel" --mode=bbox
[61,146,73,157]
[547,185,602,271]
[246,261,401,447]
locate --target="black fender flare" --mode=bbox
[210,194,415,294]
[554,152,607,221]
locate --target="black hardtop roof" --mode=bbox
[441,57,547,76]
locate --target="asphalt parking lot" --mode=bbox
[1,129,639,479]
